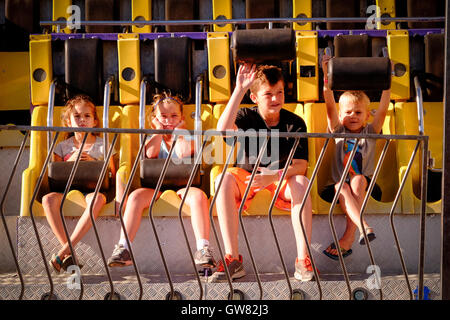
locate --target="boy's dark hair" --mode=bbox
[250,65,285,93]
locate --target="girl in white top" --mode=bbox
[107,92,216,269]
[44,94,116,273]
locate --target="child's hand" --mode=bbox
[66,151,95,162]
[236,63,257,91]
[151,115,165,130]
[174,120,186,130]
[322,54,332,81]
[245,167,279,192]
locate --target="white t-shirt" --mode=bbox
[54,136,113,161]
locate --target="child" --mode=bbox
[107,92,216,269]
[321,54,391,260]
[212,63,313,282]
[43,94,117,272]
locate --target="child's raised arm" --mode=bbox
[371,88,391,134]
[217,63,256,131]
[322,54,340,132]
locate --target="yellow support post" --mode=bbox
[132,0,152,33]
[29,35,53,106]
[207,32,231,102]
[117,33,141,105]
[52,0,72,33]
[212,0,232,32]
[376,0,396,30]
[387,30,410,100]
[296,31,318,102]
[293,0,312,31]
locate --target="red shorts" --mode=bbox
[226,167,291,211]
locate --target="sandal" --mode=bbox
[359,228,376,245]
[49,254,64,273]
[61,255,84,271]
[323,242,353,261]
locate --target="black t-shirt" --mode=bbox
[225,106,308,172]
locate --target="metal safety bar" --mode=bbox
[57,132,90,300]
[0,131,29,300]
[0,124,431,300]
[40,16,446,28]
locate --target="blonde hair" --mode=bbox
[61,94,100,139]
[338,90,370,109]
[147,91,184,123]
[249,65,285,94]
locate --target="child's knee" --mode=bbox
[85,192,106,205]
[42,192,62,208]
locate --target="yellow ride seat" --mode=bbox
[20,105,123,217]
[394,101,443,214]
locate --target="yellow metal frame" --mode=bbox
[395,102,442,214]
[304,102,400,215]
[0,52,30,111]
[376,0,396,30]
[52,0,72,33]
[210,103,303,216]
[121,103,214,217]
[296,31,318,102]
[132,0,152,33]
[207,32,231,103]
[117,34,141,105]
[293,0,312,31]
[212,0,232,32]
[387,30,410,100]
[29,35,53,106]
[21,105,123,217]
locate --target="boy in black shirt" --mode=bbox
[211,63,314,282]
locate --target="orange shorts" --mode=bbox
[226,167,291,211]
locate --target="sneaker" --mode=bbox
[208,254,246,283]
[194,246,216,268]
[107,244,132,267]
[294,256,315,282]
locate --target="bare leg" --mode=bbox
[57,192,106,258]
[282,175,313,260]
[42,192,67,246]
[177,187,210,242]
[214,172,241,259]
[118,188,158,244]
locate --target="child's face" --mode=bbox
[339,101,369,133]
[154,101,183,130]
[69,101,97,128]
[250,80,285,117]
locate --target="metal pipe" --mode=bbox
[103,77,114,159]
[28,132,60,299]
[116,135,148,300]
[0,131,29,299]
[147,135,179,299]
[195,75,203,160]
[47,79,57,153]
[139,78,148,160]
[389,141,422,300]
[359,139,392,300]
[267,138,300,300]
[177,137,208,300]
[418,137,429,300]
[237,136,270,300]
[208,135,238,298]
[328,138,361,300]
[40,16,446,27]
[294,138,331,300]
[58,132,89,300]
[87,134,119,300]
[414,76,425,136]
